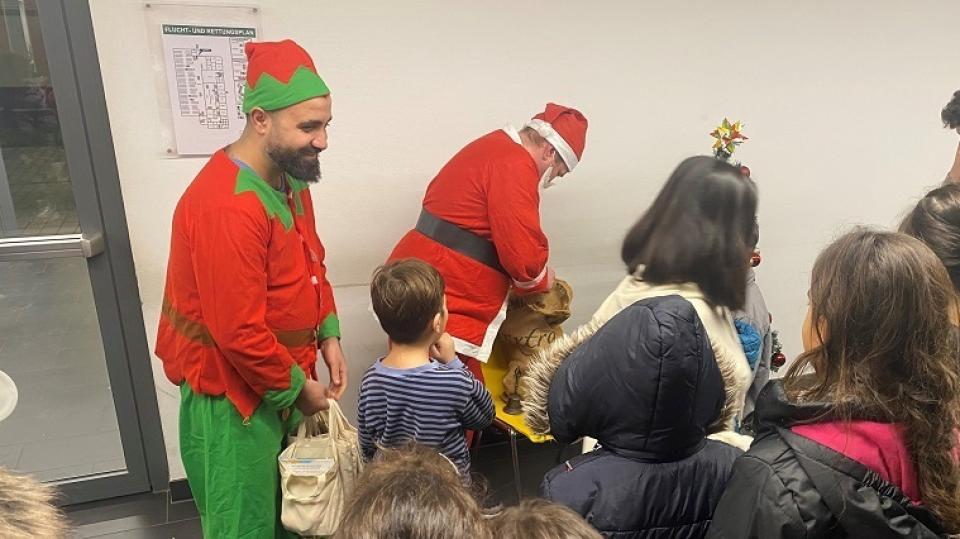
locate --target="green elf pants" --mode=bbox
[179,370,305,539]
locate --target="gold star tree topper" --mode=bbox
[710,118,748,160]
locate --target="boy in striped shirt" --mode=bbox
[359,259,495,476]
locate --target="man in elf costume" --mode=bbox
[388,104,588,380]
[156,39,346,538]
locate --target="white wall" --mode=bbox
[89,0,960,479]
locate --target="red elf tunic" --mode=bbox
[156,150,339,420]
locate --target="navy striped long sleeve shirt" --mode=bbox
[357,357,495,475]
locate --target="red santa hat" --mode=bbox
[526,103,588,172]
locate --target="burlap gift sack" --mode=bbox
[499,278,573,399]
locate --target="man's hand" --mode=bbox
[430,332,457,364]
[320,338,348,399]
[295,379,329,415]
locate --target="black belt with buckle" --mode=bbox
[415,209,506,275]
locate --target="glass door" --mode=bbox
[0,0,166,504]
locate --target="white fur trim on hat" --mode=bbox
[526,118,579,171]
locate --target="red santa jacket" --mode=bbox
[156,150,339,419]
[389,127,553,361]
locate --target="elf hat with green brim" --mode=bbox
[242,39,329,114]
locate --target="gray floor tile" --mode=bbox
[86,518,202,539]
[0,444,22,467]
[165,500,199,524]
[4,354,110,388]
[67,492,166,528]
[73,515,167,539]
[0,328,105,373]
[0,339,78,372]
[30,463,95,482]
[92,459,126,474]
[18,431,123,472]
[58,345,109,368]
[96,402,123,433]
[0,377,118,445]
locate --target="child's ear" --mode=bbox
[432,312,443,334]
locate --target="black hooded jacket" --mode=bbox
[538,296,743,538]
[706,381,947,538]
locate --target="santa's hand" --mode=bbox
[319,338,348,399]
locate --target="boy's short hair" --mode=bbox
[488,498,602,539]
[333,443,490,539]
[371,258,445,344]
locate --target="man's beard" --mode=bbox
[267,143,322,183]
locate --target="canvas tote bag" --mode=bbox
[279,399,363,536]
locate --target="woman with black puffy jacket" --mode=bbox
[526,296,743,538]
[521,156,758,538]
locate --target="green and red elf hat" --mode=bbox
[242,39,330,113]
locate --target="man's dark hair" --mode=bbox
[942,90,960,129]
[621,156,758,309]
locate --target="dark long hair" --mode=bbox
[621,156,757,309]
[784,229,960,531]
[900,184,960,293]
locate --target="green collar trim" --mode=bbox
[234,168,293,230]
[286,176,310,216]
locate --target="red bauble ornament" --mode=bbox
[772,352,786,369]
[750,251,762,267]
[740,165,751,177]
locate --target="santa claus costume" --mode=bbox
[388,104,588,381]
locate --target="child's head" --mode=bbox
[900,183,960,295]
[621,155,757,310]
[786,228,960,529]
[488,498,602,539]
[334,443,490,539]
[793,228,957,367]
[0,467,67,538]
[371,258,447,345]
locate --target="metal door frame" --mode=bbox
[0,0,168,505]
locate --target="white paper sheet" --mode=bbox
[160,24,255,155]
